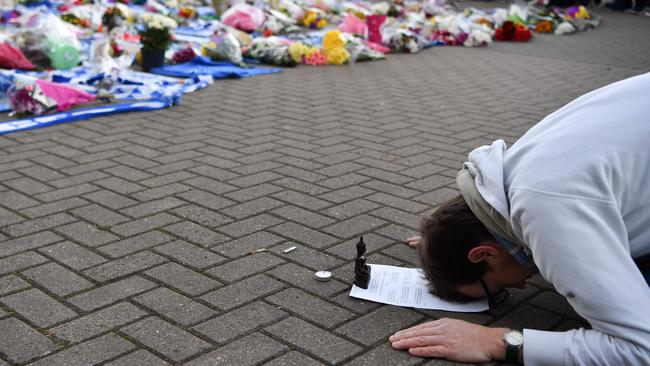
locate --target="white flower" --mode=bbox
[140,12,177,30]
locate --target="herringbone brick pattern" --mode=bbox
[1,5,648,365]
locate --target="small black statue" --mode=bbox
[353,236,371,289]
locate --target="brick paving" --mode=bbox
[1,4,649,365]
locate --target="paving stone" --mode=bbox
[22,263,93,297]
[104,349,170,366]
[223,183,283,202]
[220,197,284,219]
[56,222,118,247]
[98,231,174,258]
[322,214,388,239]
[336,306,423,346]
[171,205,233,228]
[0,317,57,364]
[2,213,76,237]
[29,334,136,366]
[0,251,48,276]
[266,288,353,328]
[406,175,456,192]
[120,197,185,219]
[4,177,52,195]
[154,240,226,270]
[131,183,192,202]
[133,287,216,326]
[84,251,167,282]
[71,204,129,227]
[184,176,238,195]
[269,222,339,249]
[32,183,99,203]
[381,244,421,266]
[1,288,77,327]
[186,332,286,366]
[271,191,331,210]
[370,207,420,230]
[200,274,284,310]
[330,292,382,314]
[94,177,144,195]
[375,224,419,243]
[413,187,460,206]
[267,263,347,297]
[326,234,395,261]
[265,317,362,364]
[82,190,138,210]
[212,231,284,258]
[362,181,419,199]
[39,241,107,270]
[0,274,30,296]
[0,190,39,210]
[268,243,343,271]
[122,317,211,363]
[318,186,375,204]
[346,343,420,366]
[163,221,229,247]
[144,262,221,296]
[0,231,62,257]
[216,214,284,238]
[49,302,147,343]
[109,213,182,238]
[104,165,153,181]
[0,206,25,227]
[193,301,285,343]
[262,351,323,366]
[317,173,370,190]
[206,252,284,282]
[320,199,381,221]
[67,276,157,311]
[271,205,335,229]
[20,198,89,219]
[175,190,236,212]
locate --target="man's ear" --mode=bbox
[467,242,502,264]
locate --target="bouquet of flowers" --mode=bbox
[322,30,349,65]
[102,6,126,33]
[7,74,95,116]
[139,13,177,51]
[243,37,296,67]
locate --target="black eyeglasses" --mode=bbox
[479,279,509,306]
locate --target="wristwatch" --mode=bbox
[502,329,523,363]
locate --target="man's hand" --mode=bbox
[389,318,509,363]
[405,236,421,248]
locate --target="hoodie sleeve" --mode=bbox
[508,188,650,366]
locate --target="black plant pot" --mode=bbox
[141,48,165,72]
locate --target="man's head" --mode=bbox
[419,195,535,303]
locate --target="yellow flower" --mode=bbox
[323,30,345,52]
[325,47,349,65]
[288,42,310,63]
[201,42,217,56]
[302,10,317,26]
[316,18,327,28]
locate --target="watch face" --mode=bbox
[505,331,524,346]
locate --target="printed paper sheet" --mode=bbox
[349,264,488,312]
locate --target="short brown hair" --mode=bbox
[419,194,494,302]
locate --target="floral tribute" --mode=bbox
[139,13,177,51]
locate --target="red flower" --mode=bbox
[263,28,273,37]
[514,25,532,41]
[495,27,504,41]
[502,21,516,41]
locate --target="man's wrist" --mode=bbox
[487,327,510,361]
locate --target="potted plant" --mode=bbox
[139,13,177,71]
